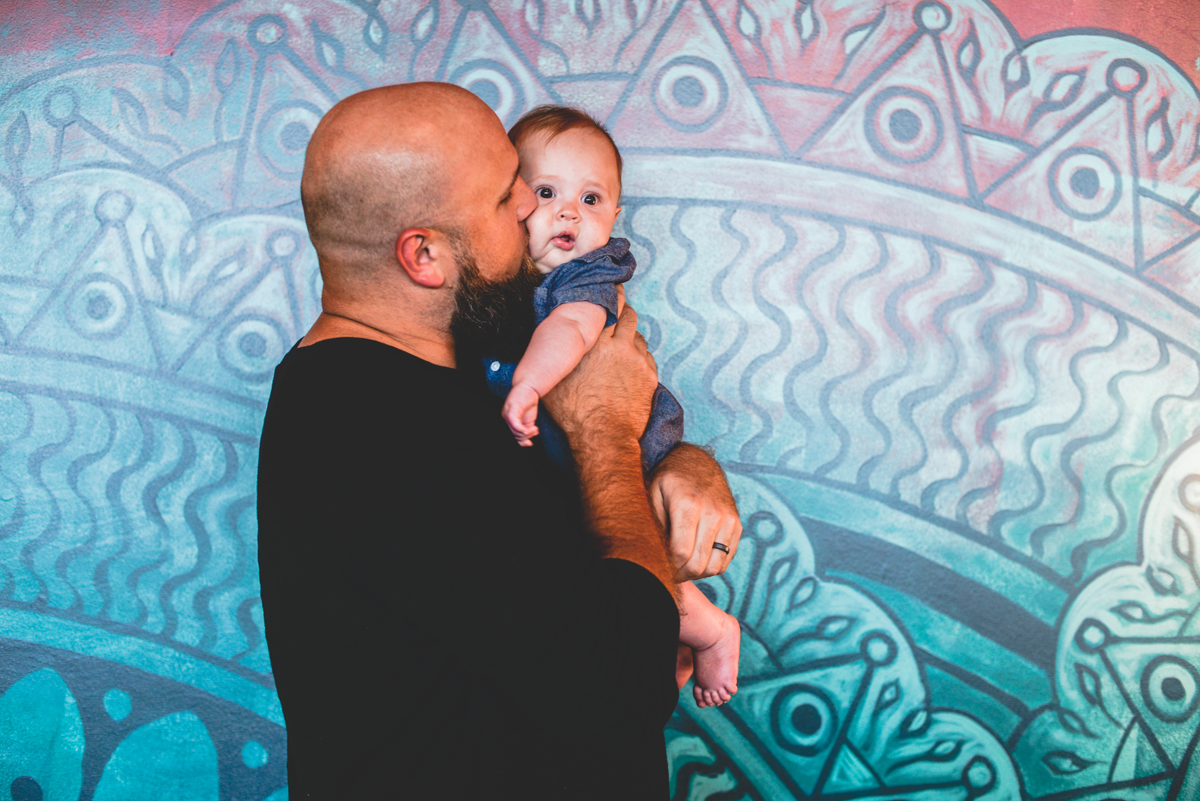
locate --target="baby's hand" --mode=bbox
[503,384,541,446]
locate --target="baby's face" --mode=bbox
[517,128,622,274]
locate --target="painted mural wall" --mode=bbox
[2,1,1200,799]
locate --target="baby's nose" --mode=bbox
[557,202,579,219]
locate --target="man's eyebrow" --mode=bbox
[500,166,520,204]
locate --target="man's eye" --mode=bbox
[537,187,554,199]
[583,194,598,205]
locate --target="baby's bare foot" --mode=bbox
[692,612,740,708]
[675,644,694,690]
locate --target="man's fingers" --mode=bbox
[726,518,743,562]
[650,482,668,528]
[670,504,701,568]
[700,514,740,577]
[717,516,743,572]
[612,302,639,340]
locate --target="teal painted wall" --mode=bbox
[1,1,1199,798]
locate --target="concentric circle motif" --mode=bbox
[915,1,951,32]
[860,631,898,667]
[1048,147,1122,221]
[865,87,943,165]
[249,14,288,48]
[770,684,838,756]
[257,101,323,178]
[42,86,80,126]
[450,60,525,127]
[267,229,301,260]
[652,56,728,133]
[95,191,134,224]
[218,314,288,383]
[1105,58,1148,97]
[1075,618,1110,653]
[963,755,997,797]
[65,273,133,340]
[1141,655,1200,723]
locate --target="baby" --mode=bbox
[488,105,740,708]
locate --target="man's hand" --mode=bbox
[543,302,657,450]
[649,444,742,580]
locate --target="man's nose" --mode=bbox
[514,178,536,222]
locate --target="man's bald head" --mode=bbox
[300,83,511,283]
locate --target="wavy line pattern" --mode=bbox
[626,204,1200,582]
[0,387,269,674]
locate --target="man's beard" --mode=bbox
[448,243,542,361]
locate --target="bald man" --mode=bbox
[257,84,741,799]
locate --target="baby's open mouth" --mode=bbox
[551,232,575,249]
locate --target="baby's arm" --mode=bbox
[679,581,741,708]
[504,301,609,445]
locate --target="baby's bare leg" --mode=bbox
[678,581,740,708]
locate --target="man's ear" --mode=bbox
[396,228,447,288]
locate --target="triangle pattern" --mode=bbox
[1106,639,1200,770]
[1135,721,1173,777]
[437,10,559,128]
[0,282,56,343]
[146,304,207,372]
[967,133,1029,195]
[1138,190,1200,266]
[551,80,630,122]
[823,743,882,794]
[22,226,158,371]
[982,96,1137,267]
[176,264,297,388]
[606,0,782,155]
[237,53,334,209]
[170,146,239,211]
[754,84,846,153]
[1110,720,1141,782]
[1143,234,1200,305]
[800,33,972,198]
[236,268,303,339]
[56,124,142,175]
[724,661,868,796]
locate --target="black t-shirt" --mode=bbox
[257,338,680,799]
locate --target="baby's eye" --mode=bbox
[537,187,554,199]
[583,193,599,205]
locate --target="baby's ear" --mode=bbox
[615,205,622,217]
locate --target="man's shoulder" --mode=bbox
[263,337,478,448]
[274,337,455,396]
[278,336,441,374]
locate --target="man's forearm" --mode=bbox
[574,431,677,597]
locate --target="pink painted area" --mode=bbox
[0,0,211,58]
[991,0,1200,87]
